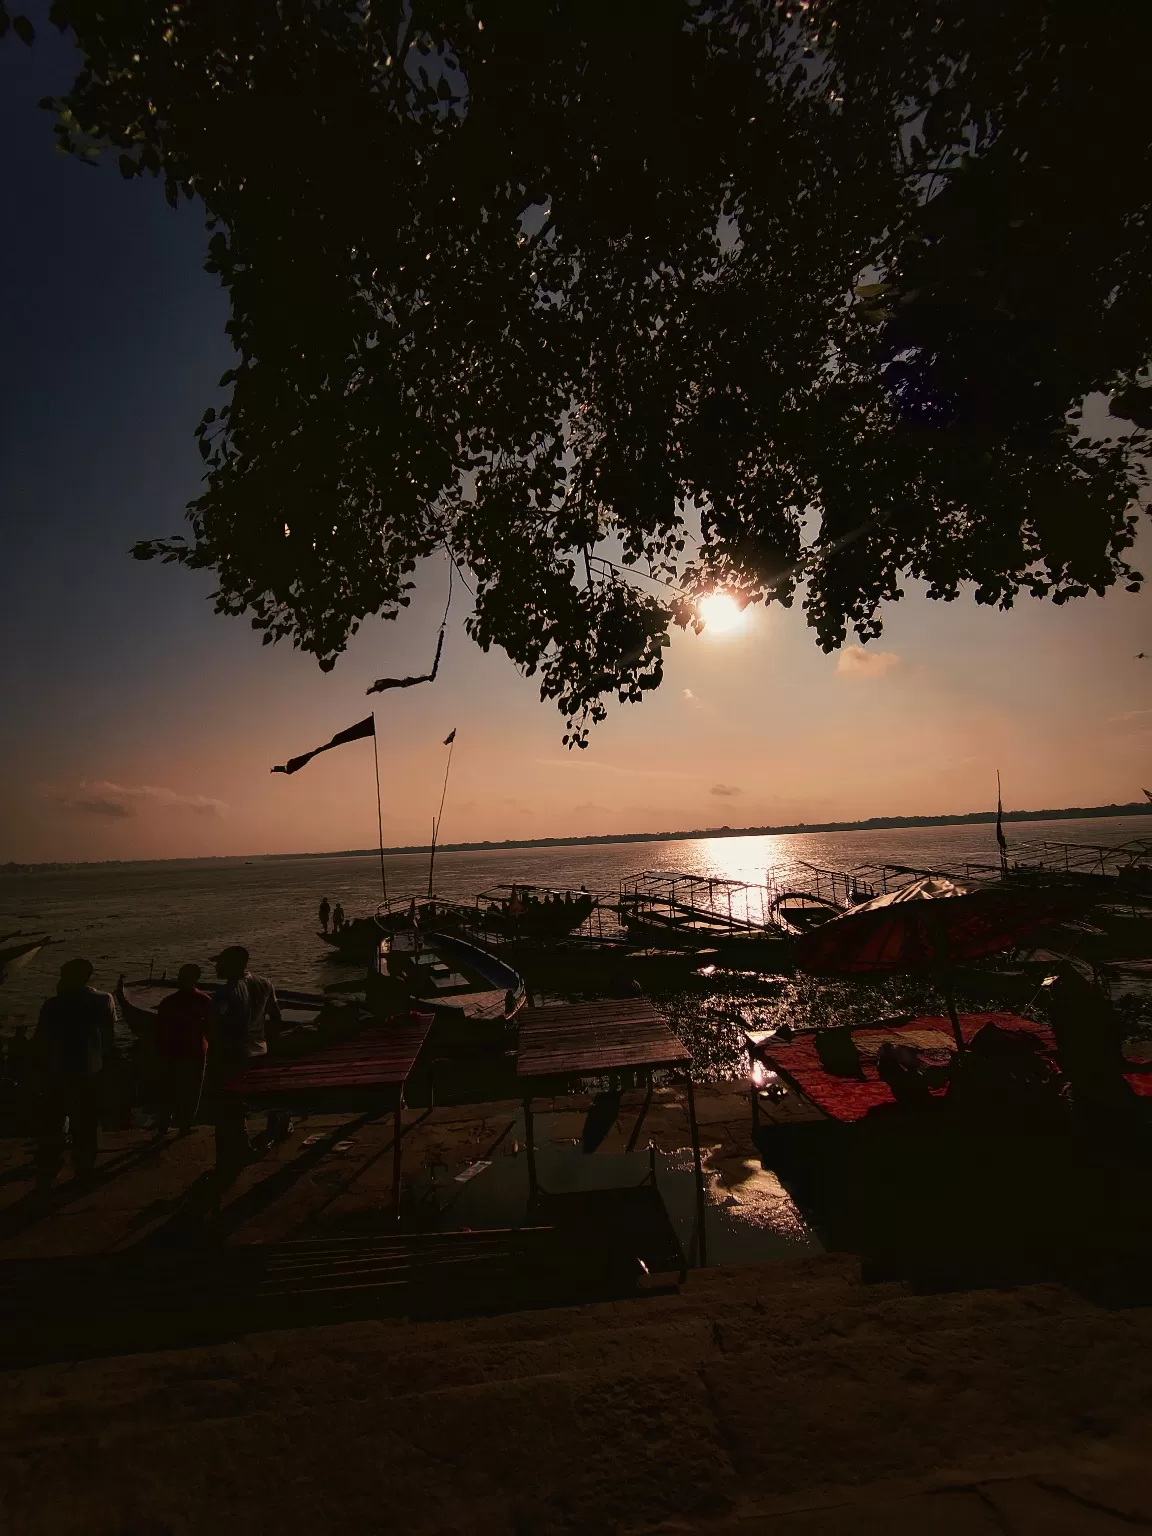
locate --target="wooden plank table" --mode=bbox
[517,999,691,1077]
[516,1000,707,1265]
[222,1014,434,1221]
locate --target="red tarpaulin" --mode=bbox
[761,1012,1056,1122]
[757,1011,1152,1121]
[796,876,1085,977]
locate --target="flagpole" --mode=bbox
[427,732,456,898]
[996,768,1008,879]
[372,713,388,907]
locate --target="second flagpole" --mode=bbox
[427,730,457,898]
[372,712,388,906]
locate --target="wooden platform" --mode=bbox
[517,999,690,1079]
[516,1000,705,1263]
[222,1014,434,1101]
[220,1014,436,1221]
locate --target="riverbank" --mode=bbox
[5,799,1151,870]
[4,1054,1152,1530]
[5,1249,1152,1533]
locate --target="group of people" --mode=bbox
[318,897,346,934]
[505,886,588,915]
[21,943,284,1189]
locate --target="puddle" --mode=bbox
[658,971,951,1081]
[403,1110,821,1266]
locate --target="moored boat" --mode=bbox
[472,885,597,939]
[381,927,525,1045]
[0,932,54,985]
[318,894,469,962]
[769,892,845,935]
[115,976,368,1055]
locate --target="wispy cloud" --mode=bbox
[65,794,136,819]
[1111,708,1152,723]
[58,782,226,819]
[682,688,695,701]
[836,646,900,679]
[532,757,691,781]
[711,783,742,798]
[501,797,533,816]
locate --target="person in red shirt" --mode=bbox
[153,964,211,1136]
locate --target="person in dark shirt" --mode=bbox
[5,1025,30,1085]
[1048,964,1141,1145]
[318,897,331,934]
[153,964,211,1136]
[33,958,116,1188]
[207,945,284,1171]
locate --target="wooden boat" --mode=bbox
[380,929,525,1050]
[620,911,726,948]
[472,886,596,939]
[617,872,785,951]
[769,892,845,935]
[948,966,1043,1008]
[744,1012,1152,1268]
[319,895,468,962]
[115,977,368,1056]
[319,914,388,960]
[116,920,525,1076]
[0,932,54,985]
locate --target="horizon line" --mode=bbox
[3,799,1150,871]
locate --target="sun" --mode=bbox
[697,591,748,635]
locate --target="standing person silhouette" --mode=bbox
[5,1025,29,1086]
[33,958,116,1189]
[318,897,331,934]
[206,945,283,1171]
[154,964,211,1136]
[332,903,346,934]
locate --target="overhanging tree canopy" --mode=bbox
[12,0,1152,741]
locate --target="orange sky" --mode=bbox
[5,556,1150,864]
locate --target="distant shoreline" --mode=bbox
[4,800,1150,873]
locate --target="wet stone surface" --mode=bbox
[0,1079,820,1264]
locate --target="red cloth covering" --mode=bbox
[796,878,1086,976]
[155,987,212,1061]
[763,1012,1059,1123]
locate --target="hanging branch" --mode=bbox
[367,561,453,696]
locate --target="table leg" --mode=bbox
[391,1098,404,1225]
[522,1096,537,1201]
[684,1073,708,1269]
[626,1070,655,1154]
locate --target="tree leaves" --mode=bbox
[0,6,35,46]
[39,1,1152,740]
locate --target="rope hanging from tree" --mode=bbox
[366,562,453,696]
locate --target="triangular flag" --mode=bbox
[272,716,374,775]
[996,771,1008,856]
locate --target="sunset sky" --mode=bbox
[3,30,1150,866]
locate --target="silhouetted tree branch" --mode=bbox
[16,1,1152,742]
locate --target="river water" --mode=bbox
[3,814,1148,1050]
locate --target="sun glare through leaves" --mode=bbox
[697,592,749,636]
